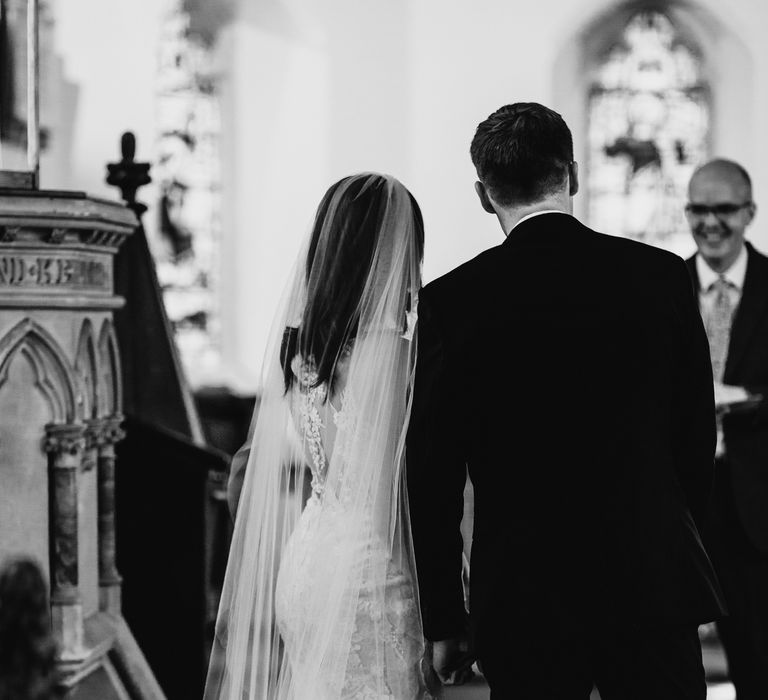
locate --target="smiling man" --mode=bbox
[684,158,768,699]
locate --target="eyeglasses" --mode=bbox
[685,202,752,217]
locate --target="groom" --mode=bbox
[406,102,726,698]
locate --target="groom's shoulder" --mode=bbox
[589,225,688,276]
[422,245,503,301]
[586,228,698,306]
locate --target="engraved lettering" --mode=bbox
[38,258,54,284]
[60,260,73,284]
[0,254,109,290]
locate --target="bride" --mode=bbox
[204,173,436,699]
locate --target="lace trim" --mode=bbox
[342,565,426,699]
[292,356,327,495]
[276,503,432,699]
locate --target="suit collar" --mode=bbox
[725,242,768,380]
[501,212,582,247]
[509,209,570,233]
[685,253,699,290]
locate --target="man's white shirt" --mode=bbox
[696,243,747,316]
[508,209,569,234]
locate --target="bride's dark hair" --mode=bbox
[207,172,428,700]
[281,173,424,393]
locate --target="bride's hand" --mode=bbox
[443,662,475,686]
[431,637,475,685]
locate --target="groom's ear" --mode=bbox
[474,181,496,214]
[568,161,579,197]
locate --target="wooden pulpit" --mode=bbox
[0,7,227,697]
[0,189,165,699]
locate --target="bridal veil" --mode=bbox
[204,173,429,699]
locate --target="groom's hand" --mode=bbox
[432,636,475,685]
[714,381,749,411]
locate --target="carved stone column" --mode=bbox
[86,415,126,614]
[44,423,87,660]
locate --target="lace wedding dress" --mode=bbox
[274,356,432,699]
[203,174,429,700]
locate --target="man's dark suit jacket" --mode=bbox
[686,242,768,554]
[406,213,726,655]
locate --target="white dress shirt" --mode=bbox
[696,243,747,317]
[509,209,570,233]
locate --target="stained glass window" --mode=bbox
[587,11,709,254]
[154,2,222,387]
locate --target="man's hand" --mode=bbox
[431,637,475,685]
[714,382,749,412]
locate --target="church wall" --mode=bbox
[45,0,768,389]
[218,0,414,389]
[50,0,166,205]
[215,13,330,389]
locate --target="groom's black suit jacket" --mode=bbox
[407,213,726,654]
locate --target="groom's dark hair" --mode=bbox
[470,102,573,206]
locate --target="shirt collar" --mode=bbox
[696,243,748,292]
[508,209,570,233]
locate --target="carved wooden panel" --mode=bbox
[0,348,50,572]
[75,319,99,421]
[97,320,121,417]
[0,318,78,422]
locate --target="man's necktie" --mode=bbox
[707,276,734,383]
[706,276,735,458]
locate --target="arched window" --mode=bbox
[587,10,710,253]
[154,1,222,388]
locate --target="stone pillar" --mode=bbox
[86,415,126,614]
[44,423,87,661]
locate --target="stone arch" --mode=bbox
[554,0,753,230]
[97,320,122,417]
[0,319,78,424]
[75,319,99,420]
